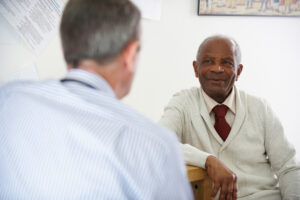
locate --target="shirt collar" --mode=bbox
[201,87,236,114]
[64,69,115,98]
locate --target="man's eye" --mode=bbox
[223,60,233,66]
[202,60,212,64]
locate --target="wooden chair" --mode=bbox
[186,165,212,200]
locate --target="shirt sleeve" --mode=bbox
[264,102,300,199]
[158,134,194,200]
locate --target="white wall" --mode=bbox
[0,0,299,158]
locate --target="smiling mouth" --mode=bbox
[208,79,225,84]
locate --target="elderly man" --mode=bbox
[159,35,300,200]
[0,0,193,199]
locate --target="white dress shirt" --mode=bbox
[202,88,236,127]
[0,69,193,200]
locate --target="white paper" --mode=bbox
[0,14,19,45]
[1,64,39,85]
[0,0,65,55]
[131,0,161,20]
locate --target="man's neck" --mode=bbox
[211,89,233,104]
[68,59,122,98]
[201,87,236,114]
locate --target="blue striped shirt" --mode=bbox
[0,69,193,200]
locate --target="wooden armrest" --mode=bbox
[186,165,208,182]
[186,165,212,200]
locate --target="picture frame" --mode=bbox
[198,0,300,16]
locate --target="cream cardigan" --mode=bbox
[159,86,300,200]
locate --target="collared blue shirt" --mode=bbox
[0,69,193,200]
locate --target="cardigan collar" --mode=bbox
[197,86,246,148]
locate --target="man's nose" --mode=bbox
[210,64,224,73]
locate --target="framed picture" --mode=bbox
[198,0,300,16]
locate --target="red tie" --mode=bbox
[212,105,231,141]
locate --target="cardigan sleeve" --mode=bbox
[263,102,300,199]
[159,91,187,140]
[159,91,211,169]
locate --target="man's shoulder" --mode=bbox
[1,80,46,100]
[1,79,58,95]
[238,89,267,104]
[172,87,200,98]
[0,80,67,108]
[237,89,269,111]
[166,87,201,108]
[1,80,33,93]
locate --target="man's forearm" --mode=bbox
[181,143,211,168]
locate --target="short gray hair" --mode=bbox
[60,0,141,66]
[196,35,242,65]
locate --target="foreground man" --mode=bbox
[0,0,192,199]
[159,35,300,200]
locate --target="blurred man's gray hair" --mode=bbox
[60,0,141,67]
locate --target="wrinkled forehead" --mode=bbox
[201,39,234,55]
[198,38,238,61]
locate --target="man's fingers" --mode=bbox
[233,192,238,200]
[233,174,238,190]
[232,175,238,200]
[225,182,233,200]
[211,183,220,198]
[205,157,238,200]
[221,174,236,200]
[219,183,228,200]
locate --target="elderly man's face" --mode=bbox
[193,38,243,103]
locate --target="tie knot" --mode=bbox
[212,105,228,117]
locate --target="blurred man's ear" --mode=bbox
[236,64,243,81]
[67,64,73,70]
[122,40,140,72]
[193,61,199,78]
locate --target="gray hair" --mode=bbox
[196,35,242,65]
[60,0,141,66]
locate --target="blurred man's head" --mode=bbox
[193,35,243,103]
[60,0,141,99]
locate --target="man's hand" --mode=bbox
[205,156,238,200]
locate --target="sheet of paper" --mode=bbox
[1,64,39,85]
[131,0,162,20]
[0,14,19,45]
[0,0,65,55]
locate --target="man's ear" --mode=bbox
[122,40,140,72]
[193,61,199,78]
[236,64,243,81]
[67,64,73,70]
